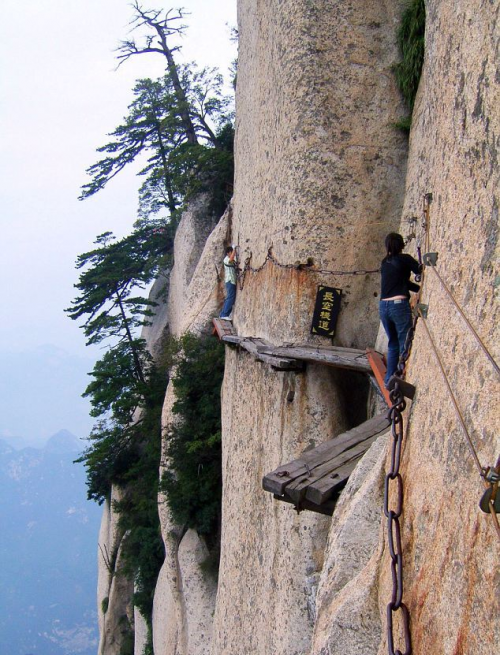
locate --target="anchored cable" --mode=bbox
[417,309,484,476]
[427,266,500,377]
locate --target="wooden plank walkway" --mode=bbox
[213,317,237,340]
[263,413,390,514]
[212,322,416,516]
[256,344,371,372]
[229,337,304,371]
[215,331,370,373]
[213,321,303,370]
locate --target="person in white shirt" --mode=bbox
[219,246,237,320]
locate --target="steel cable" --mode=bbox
[427,266,500,377]
[417,310,485,475]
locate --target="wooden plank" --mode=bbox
[221,334,243,345]
[262,429,366,496]
[285,433,380,503]
[366,348,392,406]
[263,416,387,495]
[212,317,236,340]
[243,338,303,370]
[305,434,382,504]
[366,349,417,403]
[306,344,371,355]
[221,335,303,371]
[262,413,390,495]
[255,344,371,372]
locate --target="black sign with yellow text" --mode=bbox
[311,286,342,337]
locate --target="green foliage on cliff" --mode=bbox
[69,226,173,636]
[394,0,426,131]
[70,4,234,647]
[161,334,225,553]
[80,66,234,224]
[112,361,168,622]
[66,221,172,348]
[68,223,172,503]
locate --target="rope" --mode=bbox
[427,266,500,377]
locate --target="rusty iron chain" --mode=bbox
[383,201,430,654]
[384,310,418,655]
[237,247,380,290]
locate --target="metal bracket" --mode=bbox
[387,375,416,400]
[484,467,500,484]
[423,252,439,267]
[479,487,500,514]
[415,303,428,319]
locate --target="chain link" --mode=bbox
[236,247,380,290]
[384,312,418,655]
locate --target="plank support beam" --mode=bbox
[263,413,390,515]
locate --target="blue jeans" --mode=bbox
[379,299,412,385]
[220,282,236,318]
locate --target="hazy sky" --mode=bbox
[0,0,237,356]
[0,0,236,442]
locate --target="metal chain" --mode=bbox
[382,195,432,655]
[383,192,500,655]
[237,247,380,290]
[384,311,418,655]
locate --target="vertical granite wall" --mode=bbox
[210,1,408,653]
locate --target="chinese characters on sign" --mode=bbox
[311,286,342,337]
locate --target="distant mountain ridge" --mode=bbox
[0,429,101,655]
[45,429,83,453]
[1,429,84,454]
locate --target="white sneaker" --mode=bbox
[220,316,232,321]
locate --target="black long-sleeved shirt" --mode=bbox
[381,253,421,299]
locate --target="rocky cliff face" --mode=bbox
[376,1,499,652]
[211,0,408,653]
[232,0,408,349]
[97,489,134,655]
[97,0,499,653]
[149,199,228,655]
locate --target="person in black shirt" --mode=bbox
[379,233,422,386]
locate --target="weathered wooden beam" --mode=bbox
[305,435,382,505]
[221,335,304,371]
[255,344,371,372]
[263,413,390,496]
[221,334,243,345]
[212,317,237,340]
[264,429,375,496]
[282,433,381,504]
